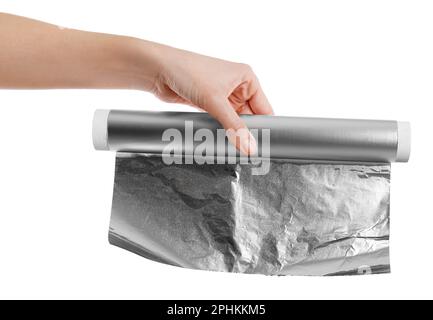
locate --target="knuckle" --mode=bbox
[238,63,253,74]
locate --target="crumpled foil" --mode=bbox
[109,153,390,276]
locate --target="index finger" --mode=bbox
[249,77,274,115]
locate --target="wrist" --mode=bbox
[112,36,164,92]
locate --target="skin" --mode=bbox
[0,13,273,155]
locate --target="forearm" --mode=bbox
[0,13,159,90]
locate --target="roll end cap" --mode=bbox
[92,109,110,150]
[396,121,411,162]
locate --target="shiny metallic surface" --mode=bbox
[107,110,399,163]
[109,153,390,276]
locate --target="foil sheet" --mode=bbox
[109,153,390,276]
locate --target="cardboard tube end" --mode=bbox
[92,109,110,150]
[396,121,411,162]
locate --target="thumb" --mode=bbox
[206,98,257,156]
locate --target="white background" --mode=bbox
[0,1,432,299]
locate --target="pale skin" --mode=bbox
[0,13,274,155]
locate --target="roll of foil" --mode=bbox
[109,153,390,276]
[94,110,411,163]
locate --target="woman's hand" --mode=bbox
[0,13,273,154]
[147,44,274,155]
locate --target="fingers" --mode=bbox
[206,97,257,156]
[249,78,274,115]
[237,103,254,114]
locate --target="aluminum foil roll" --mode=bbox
[109,153,390,276]
[93,110,409,276]
[93,110,411,163]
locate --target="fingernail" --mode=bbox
[239,130,257,156]
[226,128,258,156]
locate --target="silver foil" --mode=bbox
[106,110,400,162]
[109,153,390,276]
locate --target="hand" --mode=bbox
[148,44,274,155]
[0,13,274,155]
